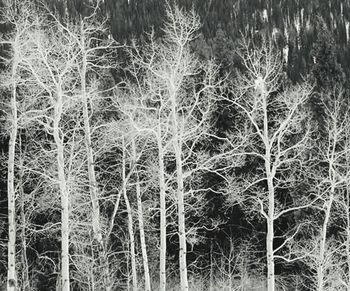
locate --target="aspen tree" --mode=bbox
[0,2,40,289]
[126,5,221,289]
[222,39,315,290]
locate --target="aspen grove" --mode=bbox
[2,1,350,291]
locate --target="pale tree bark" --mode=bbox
[18,148,30,291]
[132,140,151,291]
[7,43,18,291]
[223,40,313,291]
[122,141,138,291]
[317,194,333,291]
[77,17,111,289]
[170,84,189,290]
[125,5,219,290]
[347,181,350,291]
[346,124,350,291]
[116,95,169,290]
[52,89,70,291]
[157,121,167,291]
[313,91,349,290]
[4,5,26,288]
[25,20,79,290]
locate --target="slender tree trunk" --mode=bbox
[135,174,151,291]
[170,85,189,291]
[7,54,18,291]
[266,177,275,291]
[80,31,110,288]
[347,183,350,291]
[132,141,151,291]
[347,189,350,291]
[317,193,333,291]
[122,145,138,291]
[261,86,275,291]
[157,122,167,291]
[345,130,350,291]
[53,93,70,291]
[19,155,29,291]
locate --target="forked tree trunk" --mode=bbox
[53,92,70,291]
[157,121,167,291]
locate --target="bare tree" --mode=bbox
[221,39,315,290]
[299,89,350,290]
[126,5,222,289]
[20,17,82,289]
[0,2,41,289]
[52,3,118,287]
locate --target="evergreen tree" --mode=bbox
[310,18,345,90]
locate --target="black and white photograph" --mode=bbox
[1,0,350,290]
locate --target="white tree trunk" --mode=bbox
[53,94,70,291]
[345,130,350,291]
[262,87,275,291]
[266,178,275,291]
[346,183,350,291]
[132,141,151,291]
[157,122,167,291]
[80,33,110,288]
[347,188,350,291]
[170,86,189,291]
[7,54,18,291]
[317,194,333,291]
[122,145,138,291]
[19,158,29,291]
[136,174,151,290]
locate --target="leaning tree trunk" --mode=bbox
[53,93,70,291]
[122,144,138,291]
